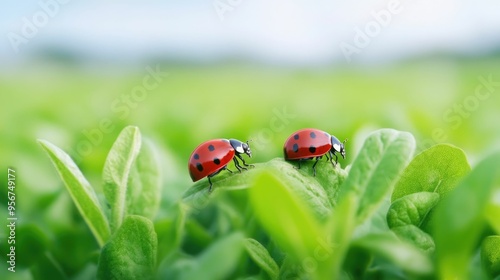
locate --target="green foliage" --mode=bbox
[244,238,280,280]
[97,215,157,280]
[39,139,111,247]
[126,138,161,219]
[102,126,142,232]
[433,151,500,280]
[392,144,470,201]
[178,232,244,280]
[481,236,500,278]
[351,233,432,275]
[387,144,471,254]
[249,171,323,261]
[38,126,500,279]
[338,129,416,225]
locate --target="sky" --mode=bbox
[1,0,500,66]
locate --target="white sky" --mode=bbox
[1,0,500,65]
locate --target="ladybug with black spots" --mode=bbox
[189,139,253,192]
[283,128,347,175]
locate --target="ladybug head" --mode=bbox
[331,136,347,159]
[230,139,252,158]
[340,139,348,159]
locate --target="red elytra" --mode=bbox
[283,128,346,175]
[188,138,252,191]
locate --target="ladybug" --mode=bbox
[189,139,253,191]
[283,128,347,175]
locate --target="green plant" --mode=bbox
[39,126,500,279]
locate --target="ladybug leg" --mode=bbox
[233,157,246,172]
[237,154,254,168]
[207,176,214,192]
[293,160,301,170]
[312,157,321,176]
[223,166,233,174]
[333,152,339,165]
[328,150,337,167]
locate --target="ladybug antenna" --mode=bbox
[343,138,348,145]
[246,139,253,145]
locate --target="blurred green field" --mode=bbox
[1,57,500,279]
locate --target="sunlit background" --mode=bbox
[1,0,500,277]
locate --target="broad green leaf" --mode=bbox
[387,192,439,228]
[244,238,279,280]
[392,144,470,201]
[103,126,141,232]
[481,236,500,278]
[338,129,416,224]
[262,159,336,218]
[180,232,244,280]
[38,140,110,247]
[249,171,323,260]
[351,233,433,275]
[391,225,435,254]
[184,158,335,219]
[126,138,161,219]
[434,152,500,280]
[97,215,157,280]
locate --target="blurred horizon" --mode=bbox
[2,0,500,68]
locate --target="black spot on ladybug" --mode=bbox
[293,143,299,153]
[310,132,316,138]
[196,163,203,172]
[193,153,200,160]
[309,146,316,153]
[294,134,299,140]
[213,158,221,165]
[208,145,215,151]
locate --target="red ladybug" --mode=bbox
[189,139,253,191]
[283,128,347,175]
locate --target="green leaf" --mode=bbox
[97,215,157,280]
[184,158,336,219]
[481,236,500,278]
[387,192,439,228]
[434,152,500,280]
[38,140,110,247]
[338,129,416,224]
[249,171,323,260]
[244,238,280,280]
[103,126,141,232]
[392,144,470,201]
[180,232,244,280]
[351,233,433,275]
[391,225,435,254]
[126,138,161,219]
